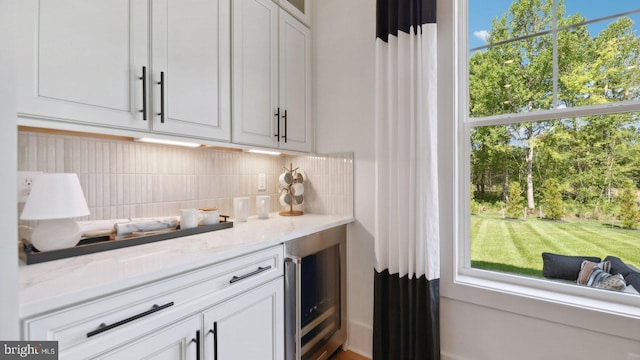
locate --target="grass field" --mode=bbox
[471,213,640,277]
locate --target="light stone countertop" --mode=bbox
[18,213,353,318]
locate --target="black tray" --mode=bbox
[20,221,234,265]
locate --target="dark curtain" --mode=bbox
[374,270,440,360]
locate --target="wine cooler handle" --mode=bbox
[285,256,301,360]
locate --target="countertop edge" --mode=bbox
[19,215,354,319]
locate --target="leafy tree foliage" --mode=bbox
[506,182,524,219]
[617,180,639,229]
[469,0,640,218]
[541,178,563,220]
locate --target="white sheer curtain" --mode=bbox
[374,19,439,282]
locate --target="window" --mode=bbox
[463,0,640,297]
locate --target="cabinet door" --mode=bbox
[16,0,149,130]
[278,10,312,153]
[232,0,280,149]
[203,278,284,360]
[94,314,201,360]
[151,0,231,141]
[278,0,311,26]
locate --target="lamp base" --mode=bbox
[30,219,82,252]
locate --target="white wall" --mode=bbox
[316,1,640,359]
[0,0,20,339]
[437,0,640,359]
[313,0,376,357]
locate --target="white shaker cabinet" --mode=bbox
[232,0,312,152]
[203,279,284,360]
[279,0,311,27]
[16,0,150,131]
[23,245,284,360]
[278,9,312,153]
[95,314,201,360]
[150,0,231,140]
[16,0,231,142]
[97,279,283,360]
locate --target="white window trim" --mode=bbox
[438,0,640,341]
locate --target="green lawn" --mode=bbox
[471,213,640,277]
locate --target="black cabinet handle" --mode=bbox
[157,71,165,123]
[139,66,147,121]
[86,302,174,338]
[282,109,288,143]
[212,322,218,360]
[190,330,201,360]
[229,265,272,284]
[274,108,280,141]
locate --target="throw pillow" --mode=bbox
[593,272,626,292]
[625,271,640,292]
[577,260,611,285]
[541,253,602,281]
[604,256,632,278]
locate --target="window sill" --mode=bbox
[441,268,640,341]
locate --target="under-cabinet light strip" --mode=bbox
[247,149,281,156]
[136,138,201,148]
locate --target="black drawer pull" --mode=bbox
[282,109,287,143]
[274,107,281,141]
[139,66,147,120]
[229,266,272,284]
[157,71,165,123]
[190,330,201,360]
[86,301,174,338]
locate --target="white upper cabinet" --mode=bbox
[232,0,312,152]
[16,0,150,131]
[150,0,231,140]
[278,9,312,152]
[232,0,280,149]
[16,0,231,142]
[279,0,311,27]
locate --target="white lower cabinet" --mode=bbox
[22,245,284,360]
[203,279,284,360]
[95,314,201,360]
[96,279,283,360]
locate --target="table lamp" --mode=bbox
[20,173,90,251]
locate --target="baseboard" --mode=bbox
[441,351,471,360]
[344,320,372,359]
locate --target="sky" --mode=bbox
[468,0,640,50]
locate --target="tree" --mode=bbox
[506,182,524,219]
[541,178,563,220]
[469,0,640,217]
[470,184,480,214]
[617,180,639,229]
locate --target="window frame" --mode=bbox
[441,0,640,339]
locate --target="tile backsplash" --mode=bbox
[17,131,353,222]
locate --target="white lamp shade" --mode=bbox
[20,173,90,220]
